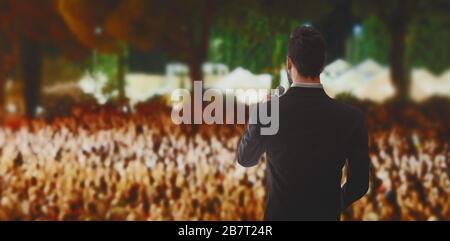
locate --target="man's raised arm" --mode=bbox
[236,122,266,168]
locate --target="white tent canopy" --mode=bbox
[411,69,439,102]
[321,59,396,103]
[321,59,351,80]
[213,67,272,104]
[214,67,272,90]
[435,70,450,98]
[411,69,450,101]
[355,71,396,103]
[324,69,366,97]
[125,74,169,103]
[72,59,448,105]
[355,59,384,76]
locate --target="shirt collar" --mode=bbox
[291,82,323,89]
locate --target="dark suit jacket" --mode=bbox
[237,87,370,221]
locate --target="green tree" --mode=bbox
[216,0,333,87]
[346,16,389,65]
[1,0,88,117]
[58,0,128,99]
[209,13,296,88]
[101,0,218,87]
[352,0,450,100]
[0,0,16,120]
[408,17,450,74]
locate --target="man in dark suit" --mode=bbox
[236,26,370,221]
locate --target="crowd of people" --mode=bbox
[0,101,448,220]
[342,125,449,220]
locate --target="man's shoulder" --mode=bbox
[334,100,363,115]
[330,99,365,121]
[277,91,365,120]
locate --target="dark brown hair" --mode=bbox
[288,25,327,77]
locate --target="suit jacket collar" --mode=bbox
[284,86,330,98]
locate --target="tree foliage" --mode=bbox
[352,0,450,100]
[408,17,450,75]
[0,0,88,117]
[346,16,389,65]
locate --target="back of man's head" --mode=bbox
[288,26,327,78]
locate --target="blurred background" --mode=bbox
[0,0,448,220]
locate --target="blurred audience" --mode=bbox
[0,101,448,220]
